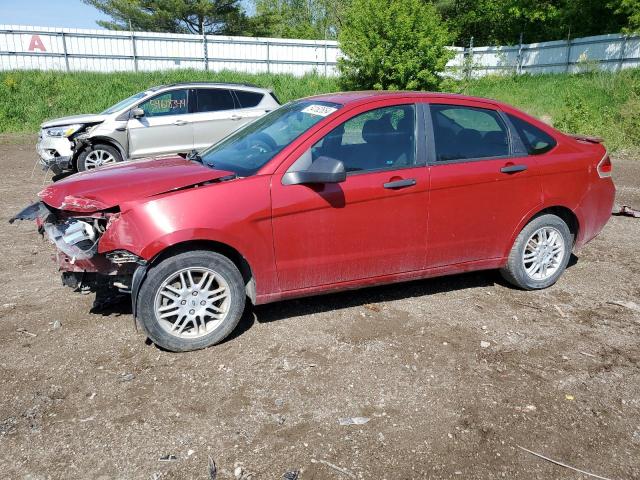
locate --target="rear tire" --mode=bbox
[77,144,122,172]
[500,214,572,290]
[137,251,246,352]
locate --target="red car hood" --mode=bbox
[38,156,234,212]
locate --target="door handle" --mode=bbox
[230,114,242,121]
[383,178,416,189]
[174,120,188,126]
[500,164,527,174]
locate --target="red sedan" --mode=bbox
[13,92,615,351]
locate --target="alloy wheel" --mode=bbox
[522,226,566,281]
[154,267,231,339]
[84,149,116,169]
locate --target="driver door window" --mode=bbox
[311,105,417,173]
[139,89,189,117]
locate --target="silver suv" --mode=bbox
[37,82,280,174]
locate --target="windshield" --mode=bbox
[200,100,342,176]
[101,91,149,114]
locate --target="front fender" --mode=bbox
[98,176,278,296]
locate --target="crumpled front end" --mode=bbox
[37,131,75,174]
[10,201,143,293]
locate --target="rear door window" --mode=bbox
[508,114,557,155]
[195,89,235,113]
[139,89,188,117]
[234,90,264,108]
[430,105,510,162]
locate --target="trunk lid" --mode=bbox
[569,133,604,144]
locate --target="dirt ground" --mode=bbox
[0,134,639,480]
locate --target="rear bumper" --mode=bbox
[574,178,616,249]
[37,134,74,173]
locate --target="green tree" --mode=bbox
[338,0,454,91]
[614,0,640,32]
[249,0,349,39]
[435,0,632,46]
[84,0,249,35]
[434,0,507,46]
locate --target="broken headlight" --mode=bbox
[43,217,106,261]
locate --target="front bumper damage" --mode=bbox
[37,133,75,174]
[10,201,144,298]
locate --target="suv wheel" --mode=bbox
[77,144,122,172]
[137,251,246,352]
[500,214,572,290]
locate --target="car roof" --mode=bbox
[305,91,504,108]
[154,82,269,93]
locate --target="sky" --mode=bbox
[0,0,254,30]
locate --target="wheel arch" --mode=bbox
[74,136,127,168]
[505,205,580,259]
[536,206,579,242]
[147,239,256,305]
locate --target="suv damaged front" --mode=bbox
[36,90,150,174]
[38,114,109,174]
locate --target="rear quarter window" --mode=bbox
[234,90,264,108]
[508,114,557,155]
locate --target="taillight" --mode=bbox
[597,154,612,178]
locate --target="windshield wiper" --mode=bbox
[187,149,203,164]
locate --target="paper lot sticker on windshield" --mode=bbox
[302,104,338,117]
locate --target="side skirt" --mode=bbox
[255,257,505,305]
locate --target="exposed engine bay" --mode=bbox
[44,216,103,260]
[10,201,142,297]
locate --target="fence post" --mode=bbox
[266,41,270,73]
[516,32,523,75]
[130,30,138,72]
[202,33,208,71]
[324,41,328,76]
[60,31,70,72]
[465,36,474,80]
[565,35,572,73]
[618,34,628,72]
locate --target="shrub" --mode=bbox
[337,0,454,91]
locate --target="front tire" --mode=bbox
[137,251,246,352]
[77,144,122,172]
[500,214,572,290]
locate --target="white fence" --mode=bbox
[0,24,339,75]
[448,33,640,77]
[1,25,639,77]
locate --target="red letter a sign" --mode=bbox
[28,35,46,52]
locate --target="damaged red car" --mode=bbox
[12,92,615,352]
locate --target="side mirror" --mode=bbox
[131,108,145,119]
[282,156,346,185]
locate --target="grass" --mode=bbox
[1,68,639,151]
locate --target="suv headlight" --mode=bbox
[44,124,83,138]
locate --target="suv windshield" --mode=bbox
[200,100,342,176]
[101,91,149,114]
